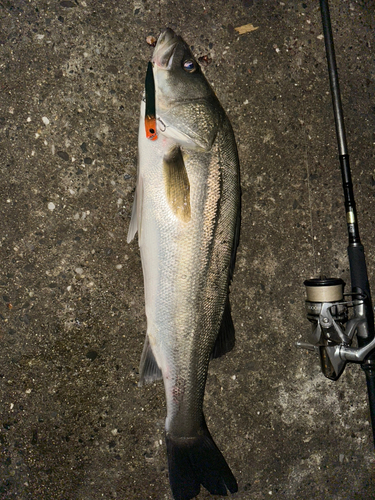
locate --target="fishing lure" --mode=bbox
[145,61,157,141]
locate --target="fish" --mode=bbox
[127,28,241,500]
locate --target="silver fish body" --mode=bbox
[128,29,240,500]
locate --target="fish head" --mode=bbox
[151,29,221,151]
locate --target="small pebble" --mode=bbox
[116,264,123,270]
[48,202,55,211]
[75,267,84,275]
[57,151,69,161]
[42,116,50,125]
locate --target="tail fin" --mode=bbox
[165,419,238,500]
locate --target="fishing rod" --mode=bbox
[297,0,375,446]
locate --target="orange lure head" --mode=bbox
[145,115,157,141]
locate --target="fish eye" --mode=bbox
[183,60,196,73]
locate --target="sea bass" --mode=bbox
[127,29,241,500]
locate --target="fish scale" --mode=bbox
[127,28,240,500]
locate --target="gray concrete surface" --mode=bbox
[1,0,375,499]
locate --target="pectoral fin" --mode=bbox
[163,146,191,223]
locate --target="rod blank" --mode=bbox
[320,0,348,157]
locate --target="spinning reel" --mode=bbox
[297,278,375,381]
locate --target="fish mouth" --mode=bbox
[152,28,180,69]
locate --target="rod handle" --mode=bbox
[348,244,375,346]
[362,361,375,448]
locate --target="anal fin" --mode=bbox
[210,297,235,360]
[138,334,163,387]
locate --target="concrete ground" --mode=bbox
[1,0,375,499]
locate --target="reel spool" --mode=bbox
[304,278,347,324]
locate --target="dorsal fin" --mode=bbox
[127,175,144,244]
[210,297,235,360]
[127,187,138,243]
[163,146,191,222]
